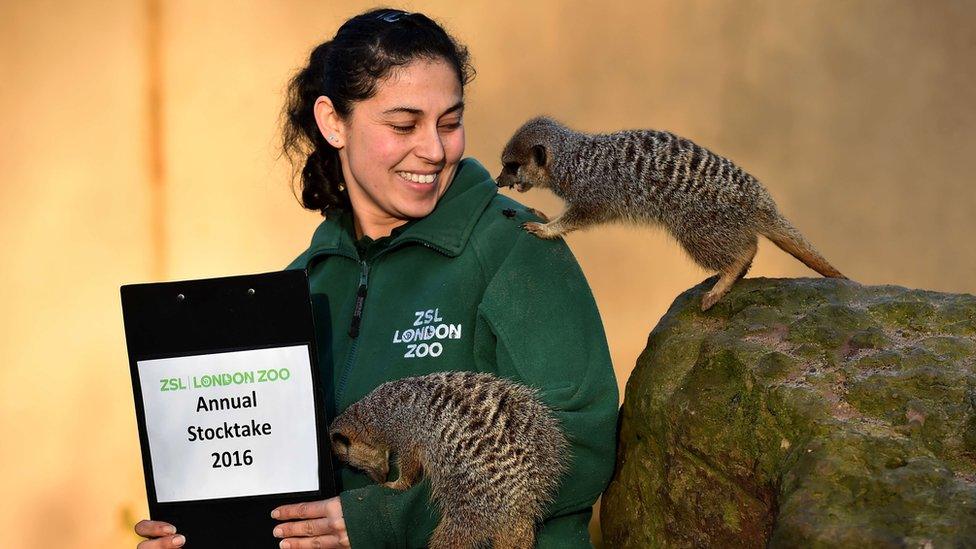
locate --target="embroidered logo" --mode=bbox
[391,308,462,358]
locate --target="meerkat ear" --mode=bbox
[531,144,548,167]
[331,432,351,456]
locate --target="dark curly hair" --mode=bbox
[278,8,475,217]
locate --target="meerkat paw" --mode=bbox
[700,290,724,311]
[521,221,561,239]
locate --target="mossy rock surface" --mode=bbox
[601,277,976,548]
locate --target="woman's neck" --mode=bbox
[352,211,410,240]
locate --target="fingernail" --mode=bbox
[271,509,280,518]
[163,525,177,535]
[172,535,185,547]
[273,526,283,537]
[280,541,290,549]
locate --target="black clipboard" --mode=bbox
[121,269,336,548]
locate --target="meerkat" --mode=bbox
[329,371,569,549]
[495,116,848,311]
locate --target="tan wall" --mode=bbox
[2,1,974,546]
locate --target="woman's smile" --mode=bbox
[397,171,440,185]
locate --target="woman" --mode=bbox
[135,8,618,548]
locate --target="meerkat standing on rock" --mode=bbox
[495,116,848,311]
[329,371,569,549]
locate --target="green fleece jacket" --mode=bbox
[284,157,619,548]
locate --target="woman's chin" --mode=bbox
[395,199,438,220]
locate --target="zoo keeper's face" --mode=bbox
[334,57,466,223]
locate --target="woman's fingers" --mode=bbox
[135,534,186,548]
[133,520,185,548]
[271,498,340,520]
[134,520,177,538]
[271,497,347,546]
[271,499,327,520]
[277,534,347,549]
[273,517,344,538]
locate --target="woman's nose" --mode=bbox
[414,125,445,164]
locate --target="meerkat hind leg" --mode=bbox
[701,240,758,311]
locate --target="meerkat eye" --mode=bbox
[502,162,519,174]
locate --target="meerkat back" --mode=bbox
[329,371,570,549]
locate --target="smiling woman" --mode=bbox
[314,57,467,233]
[133,7,618,549]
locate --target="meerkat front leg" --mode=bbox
[383,447,422,491]
[700,240,757,311]
[522,206,588,240]
[525,207,550,222]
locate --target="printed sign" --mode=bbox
[138,345,319,503]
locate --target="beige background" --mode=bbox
[2,1,974,547]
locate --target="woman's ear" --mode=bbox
[313,95,345,148]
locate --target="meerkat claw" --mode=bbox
[521,221,544,237]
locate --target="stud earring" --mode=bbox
[338,183,345,191]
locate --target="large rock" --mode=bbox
[601,277,976,548]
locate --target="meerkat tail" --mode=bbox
[761,214,847,279]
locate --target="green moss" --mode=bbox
[847,327,892,352]
[756,351,798,380]
[916,336,976,360]
[866,299,937,332]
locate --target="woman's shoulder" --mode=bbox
[468,192,582,278]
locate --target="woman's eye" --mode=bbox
[391,121,461,134]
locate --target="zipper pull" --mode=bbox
[348,260,370,338]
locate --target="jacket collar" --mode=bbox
[304,157,498,262]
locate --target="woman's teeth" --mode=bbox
[397,171,438,184]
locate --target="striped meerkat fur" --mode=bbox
[329,371,569,549]
[495,116,848,311]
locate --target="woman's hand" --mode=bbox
[133,519,185,548]
[271,496,350,548]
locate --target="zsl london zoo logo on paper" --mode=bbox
[391,307,462,358]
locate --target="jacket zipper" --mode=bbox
[336,259,368,407]
[347,260,370,338]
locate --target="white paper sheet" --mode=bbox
[138,345,319,502]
